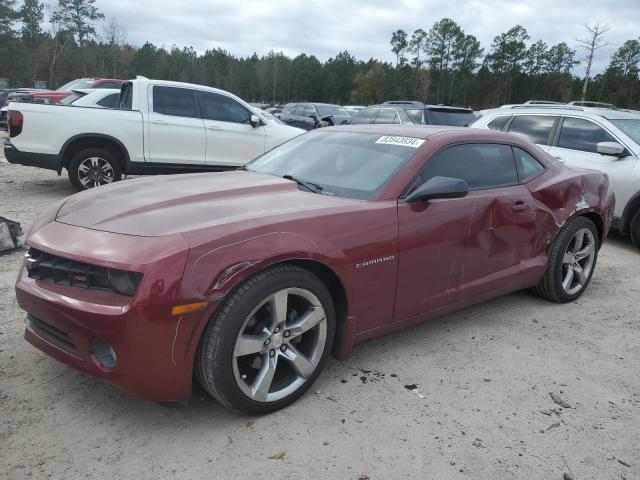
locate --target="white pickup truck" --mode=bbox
[4,77,304,190]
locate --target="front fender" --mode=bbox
[181,231,329,301]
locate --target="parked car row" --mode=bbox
[6,78,124,105]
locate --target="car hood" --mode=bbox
[55,171,359,237]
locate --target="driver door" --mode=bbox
[395,143,536,322]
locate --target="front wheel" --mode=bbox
[197,265,335,414]
[533,216,599,303]
[68,148,122,191]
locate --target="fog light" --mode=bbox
[93,340,117,369]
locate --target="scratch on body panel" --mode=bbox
[171,315,183,366]
[192,231,321,272]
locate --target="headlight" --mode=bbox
[107,269,143,296]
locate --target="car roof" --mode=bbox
[482,105,640,121]
[323,124,481,138]
[369,102,474,113]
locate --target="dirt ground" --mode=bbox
[0,132,639,480]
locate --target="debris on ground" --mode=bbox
[0,217,23,252]
[546,422,560,431]
[472,438,483,447]
[563,473,574,480]
[244,420,254,428]
[326,395,338,402]
[268,452,286,460]
[404,384,426,399]
[549,392,572,408]
[618,459,631,467]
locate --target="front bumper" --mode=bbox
[4,140,61,171]
[15,221,202,402]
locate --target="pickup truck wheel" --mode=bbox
[68,148,122,191]
[197,265,335,414]
[533,217,599,303]
[630,210,640,250]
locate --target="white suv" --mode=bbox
[472,106,640,248]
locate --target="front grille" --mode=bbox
[28,315,77,354]
[26,248,113,292]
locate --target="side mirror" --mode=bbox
[250,114,262,128]
[597,141,625,156]
[405,176,469,203]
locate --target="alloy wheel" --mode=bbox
[232,287,327,403]
[561,227,596,295]
[77,157,115,188]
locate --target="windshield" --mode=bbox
[248,131,422,200]
[57,79,94,92]
[254,109,284,125]
[58,93,84,105]
[425,110,477,126]
[610,119,640,145]
[317,105,350,117]
[406,109,424,124]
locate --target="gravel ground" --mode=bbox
[1,132,639,480]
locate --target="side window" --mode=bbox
[487,115,510,131]
[96,93,120,109]
[282,104,295,115]
[513,147,545,182]
[153,86,198,118]
[508,115,556,145]
[415,143,518,190]
[96,82,122,89]
[558,117,616,153]
[374,109,399,124]
[292,105,307,116]
[350,108,378,124]
[300,105,315,118]
[198,91,251,124]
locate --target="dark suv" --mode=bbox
[279,103,352,130]
[349,101,477,127]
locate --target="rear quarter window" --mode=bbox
[487,115,510,131]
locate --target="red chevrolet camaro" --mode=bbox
[15,125,614,413]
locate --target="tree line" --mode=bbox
[1,0,640,109]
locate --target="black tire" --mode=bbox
[533,216,599,303]
[630,209,640,250]
[67,147,122,191]
[196,265,336,414]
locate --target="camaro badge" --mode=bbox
[356,255,395,268]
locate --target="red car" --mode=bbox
[8,78,124,105]
[15,125,614,413]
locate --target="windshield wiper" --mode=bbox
[282,174,323,193]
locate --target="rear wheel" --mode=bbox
[197,265,335,414]
[68,147,122,191]
[630,209,640,250]
[533,216,599,303]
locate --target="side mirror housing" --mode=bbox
[597,141,625,156]
[250,114,262,128]
[405,176,469,203]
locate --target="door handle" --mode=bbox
[151,119,167,125]
[511,201,531,211]
[554,156,566,163]
[206,125,221,130]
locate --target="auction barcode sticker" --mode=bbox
[375,136,425,148]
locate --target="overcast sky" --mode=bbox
[95,0,639,74]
